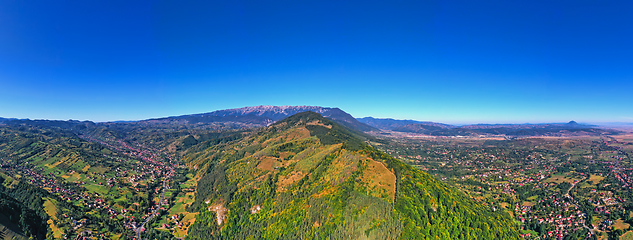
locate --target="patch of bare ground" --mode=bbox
[612,134,633,143]
[588,174,605,185]
[525,136,603,141]
[615,219,630,230]
[306,120,332,129]
[250,205,261,214]
[361,159,396,201]
[543,175,577,184]
[257,156,278,171]
[285,127,311,141]
[522,201,535,207]
[208,201,227,225]
[277,171,306,191]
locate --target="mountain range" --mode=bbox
[138,106,617,137]
[141,105,376,132]
[0,106,618,139]
[0,107,523,239]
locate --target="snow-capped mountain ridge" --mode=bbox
[207,105,335,120]
[146,105,376,132]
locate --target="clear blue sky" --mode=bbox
[1,1,632,124]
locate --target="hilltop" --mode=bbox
[182,112,520,239]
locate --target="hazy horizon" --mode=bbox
[3,104,633,126]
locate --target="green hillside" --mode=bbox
[0,121,179,239]
[184,112,520,239]
[0,112,521,239]
[0,174,49,240]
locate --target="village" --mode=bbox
[376,135,633,239]
[0,132,180,239]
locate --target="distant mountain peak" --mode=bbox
[138,105,376,132]
[207,105,376,132]
[210,105,336,119]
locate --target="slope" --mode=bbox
[0,174,49,240]
[184,112,520,239]
[154,105,377,132]
[0,120,181,239]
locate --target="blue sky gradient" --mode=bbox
[1,0,632,123]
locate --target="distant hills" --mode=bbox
[140,106,615,137]
[357,117,453,130]
[1,106,622,138]
[0,117,19,123]
[359,118,618,137]
[0,106,621,137]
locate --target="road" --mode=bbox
[565,176,596,236]
[135,179,168,240]
[565,176,583,197]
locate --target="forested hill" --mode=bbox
[0,174,49,240]
[183,111,520,239]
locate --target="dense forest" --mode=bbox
[0,174,49,239]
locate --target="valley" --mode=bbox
[0,106,629,239]
[0,122,183,239]
[372,132,633,239]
